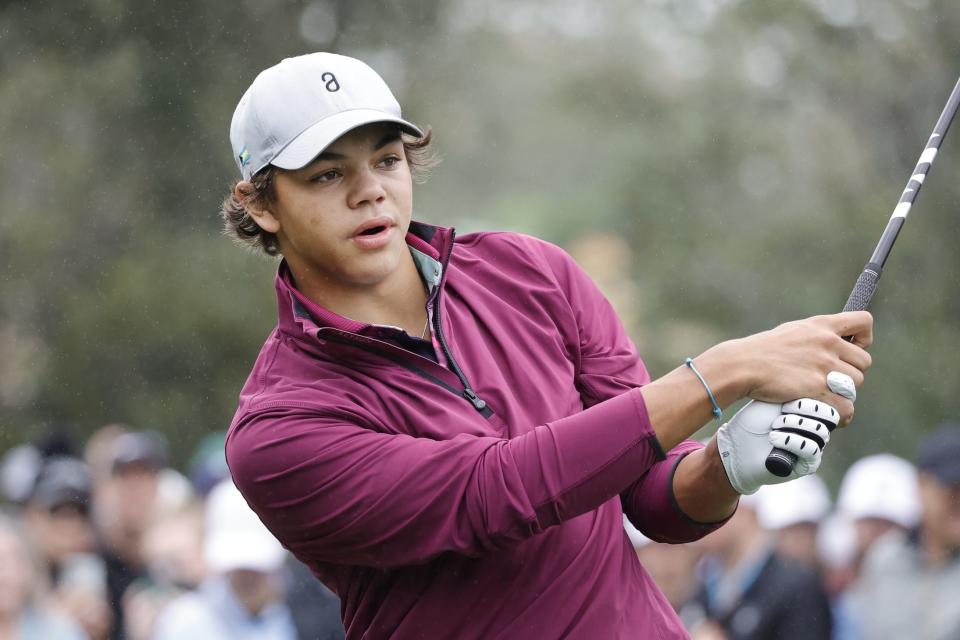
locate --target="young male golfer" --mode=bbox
[223,53,872,638]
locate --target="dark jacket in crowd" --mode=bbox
[683,549,832,640]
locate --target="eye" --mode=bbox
[309,169,340,183]
[378,155,402,169]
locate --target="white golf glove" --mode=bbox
[716,371,857,495]
[716,398,838,495]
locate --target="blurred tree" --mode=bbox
[0,0,958,481]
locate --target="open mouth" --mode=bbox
[358,225,387,236]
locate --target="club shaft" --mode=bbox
[843,75,960,312]
[766,74,960,478]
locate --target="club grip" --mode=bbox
[765,448,798,478]
[842,264,881,312]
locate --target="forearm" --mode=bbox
[229,390,667,568]
[620,439,734,543]
[671,437,740,523]
[641,311,874,450]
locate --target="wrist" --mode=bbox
[695,339,754,407]
[703,436,738,496]
[673,441,740,522]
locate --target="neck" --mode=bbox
[291,250,429,335]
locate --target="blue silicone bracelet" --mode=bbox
[684,357,723,426]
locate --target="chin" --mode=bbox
[350,253,404,286]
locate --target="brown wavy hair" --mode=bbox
[220,125,436,257]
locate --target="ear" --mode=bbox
[235,180,281,234]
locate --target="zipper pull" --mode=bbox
[463,388,487,411]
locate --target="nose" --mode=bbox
[347,166,387,209]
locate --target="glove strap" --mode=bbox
[684,357,723,428]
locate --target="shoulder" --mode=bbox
[455,230,568,263]
[453,230,581,286]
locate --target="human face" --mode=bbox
[227,569,282,616]
[24,503,95,564]
[918,473,960,553]
[259,123,414,294]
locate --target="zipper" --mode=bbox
[324,331,493,418]
[319,229,493,418]
[431,231,489,413]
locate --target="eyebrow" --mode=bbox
[309,130,402,163]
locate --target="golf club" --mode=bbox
[765,74,960,478]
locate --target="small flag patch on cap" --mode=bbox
[238,146,251,166]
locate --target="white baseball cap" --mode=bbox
[836,454,920,529]
[754,474,832,531]
[203,479,286,574]
[230,52,423,180]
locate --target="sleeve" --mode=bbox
[537,238,727,542]
[619,436,732,543]
[226,388,664,569]
[533,235,650,406]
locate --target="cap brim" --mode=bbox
[271,109,423,171]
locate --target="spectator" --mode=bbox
[56,554,113,640]
[837,453,920,576]
[848,425,960,640]
[282,558,345,640]
[94,431,168,640]
[185,433,342,639]
[122,503,206,640]
[681,492,833,639]
[21,457,97,581]
[20,457,111,640]
[0,511,86,639]
[755,474,831,569]
[624,515,702,611]
[185,432,230,497]
[151,479,296,640]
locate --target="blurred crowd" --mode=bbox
[630,423,960,640]
[0,425,345,640]
[2,421,959,640]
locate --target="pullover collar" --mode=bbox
[275,220,452,341]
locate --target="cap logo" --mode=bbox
[238,146,251,167]
[321,72,340,92]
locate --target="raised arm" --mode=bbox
[227,387,664,569]
[536,235,872,535]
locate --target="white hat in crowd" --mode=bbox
[836,454,920,529]
[230,52,423,180]
[204,479,287,574]
[754,475,832,531]
[817,513,859,569]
